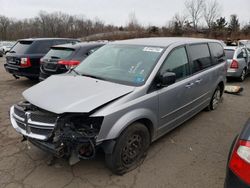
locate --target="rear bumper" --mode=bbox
[224,168,250,188]
[227,68,243,78]
[39,66,67,81]
[4,63,39,78]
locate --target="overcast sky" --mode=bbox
[0,0,249,26]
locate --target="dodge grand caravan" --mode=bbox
[9,37,226,174]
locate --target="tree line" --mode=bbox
[0,0,249,41]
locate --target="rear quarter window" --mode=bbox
[209,43,225,64]
[189,44,212,73]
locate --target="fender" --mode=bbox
[105,108,158,141]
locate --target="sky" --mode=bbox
[0,0,249,26]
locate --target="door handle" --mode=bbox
[185,83,194,88]
[195,79,202,84]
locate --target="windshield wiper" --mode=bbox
[8,50,16,53]
[50,56,61,59]
[69,68,80,75]
[81,73,106,81]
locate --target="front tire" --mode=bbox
[105,123,150,175]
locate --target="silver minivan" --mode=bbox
[9,38,226,174]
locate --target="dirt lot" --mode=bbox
[0,56,249,188]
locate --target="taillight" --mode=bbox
[58,60,80,69]
[20,57,31,67]
[230,60,239,69]
[229,140,250,185]
[40,58,43,64]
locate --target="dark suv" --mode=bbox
[39,42,106,81]
[4,38,79,80]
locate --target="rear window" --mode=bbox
[225,50,235,59]
[44,47,75,60]
[29,40,54,54]
[10,40,33,54]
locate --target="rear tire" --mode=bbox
[239,68,246,82]
[207,85,222,111]
[105,123,150,175]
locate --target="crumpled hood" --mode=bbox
[23,75,135,114]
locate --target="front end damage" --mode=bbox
[10,101,103,164]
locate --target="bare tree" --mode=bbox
[0,15,11,40]
[127,12,140,31]
[185,0,205,30]
[203,0,221,28]
[173,13,188,29]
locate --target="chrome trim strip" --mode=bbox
[28,119,55,127]
[161,92,210,119]
[13,113,25,121]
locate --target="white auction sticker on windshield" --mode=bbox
[143,47,163,53]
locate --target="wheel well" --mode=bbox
[136,118,154,142]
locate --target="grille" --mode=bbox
[13,105,57,140]
[16,121,25,130]
[30,127,53,135]
[30,113,57,124]
[14,106,25,118]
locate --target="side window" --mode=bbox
[160,47,189,81]
[86,47,100,56]
[237,51,244,58]
[189,44,211,73]
[209,43,225,65]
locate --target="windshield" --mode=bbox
[224,49,235,59]
[75,44,164,86]
[44,47,75,60]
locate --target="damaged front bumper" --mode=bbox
[10,102,103,162]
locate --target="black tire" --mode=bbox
[207,85,222,111]
[239,68,247,82]
[105,123,150,175]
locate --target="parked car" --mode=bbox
[9,37,226,174]
[4,38,80,80]
[238,40,250,48]
[224,119,250,188]
[224,46,250,81]
[39,42,106,81]
[0,41,16,57]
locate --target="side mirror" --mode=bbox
[158,72,176,87]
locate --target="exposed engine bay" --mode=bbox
[10,101,103,165]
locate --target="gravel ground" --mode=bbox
[0,56,249,188]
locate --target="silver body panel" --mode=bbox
[10,37,226,144]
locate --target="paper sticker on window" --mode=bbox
[143,47,163,53]
[134,75,145,83]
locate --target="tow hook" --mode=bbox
[13,74,20,79]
